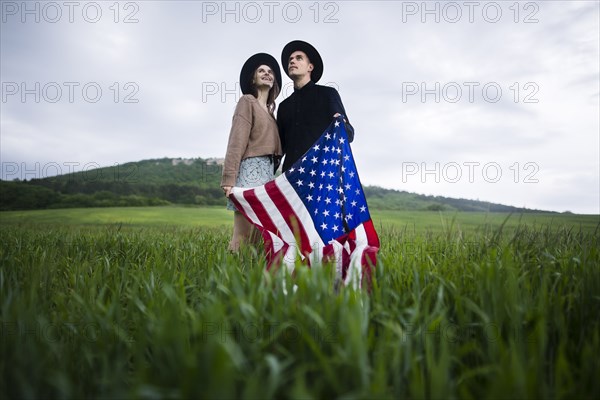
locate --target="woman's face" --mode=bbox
[253,64,275,89]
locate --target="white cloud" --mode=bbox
[1,1,598,213]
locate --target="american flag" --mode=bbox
[229,117,380,289]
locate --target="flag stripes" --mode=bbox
[230,116,380,288]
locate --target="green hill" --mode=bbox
[0,157,552,213]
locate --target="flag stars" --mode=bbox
[288,123,372,241]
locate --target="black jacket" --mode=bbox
[277,81,354,171]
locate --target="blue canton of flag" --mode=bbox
[285,119,371,243]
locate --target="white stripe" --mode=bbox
[254,183,298,247]
[236,186,298,266]
[231,187,261,225]
[344,223,370,289]
[346,247,364,290]
[354,223,368,245]
[283,245,297,272]
[276,175,325,252]
[266,230,284,254]
[233,175,327,267]
[330,240,344,279]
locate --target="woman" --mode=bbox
[221,53,283,252]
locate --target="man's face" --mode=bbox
[288,51,313,80]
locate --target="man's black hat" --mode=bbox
[240,53,282,96]
[281,40,323,83]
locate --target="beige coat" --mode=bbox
[220,94,282,188]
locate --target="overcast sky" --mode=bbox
[1,1,599,214]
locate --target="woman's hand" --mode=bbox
[222,186,233,197]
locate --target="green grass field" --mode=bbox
[1,207,599,398]
[1,205,598,233]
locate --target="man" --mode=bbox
[277,40,355,171]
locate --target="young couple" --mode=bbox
[220,40,355,252]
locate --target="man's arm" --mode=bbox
[327,87,354,142]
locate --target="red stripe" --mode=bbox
[228,194,245,215]
[231,190,286,267]
[242,189,280,235]
[264,180,313,256]
[265,239,289,271]
[334,221,380,286]
[359,220,379,291]
[232,189,293,269]
[322,243,336,263]
[232,186,380,291]
[362,219,381,247]
[348,229,356,241]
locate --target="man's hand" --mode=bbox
[222,186,232,197]
[333,113,347,123]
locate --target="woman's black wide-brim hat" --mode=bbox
[281,40,323,83]
[239,53,282,97]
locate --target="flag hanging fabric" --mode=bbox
[229,116,380,289]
